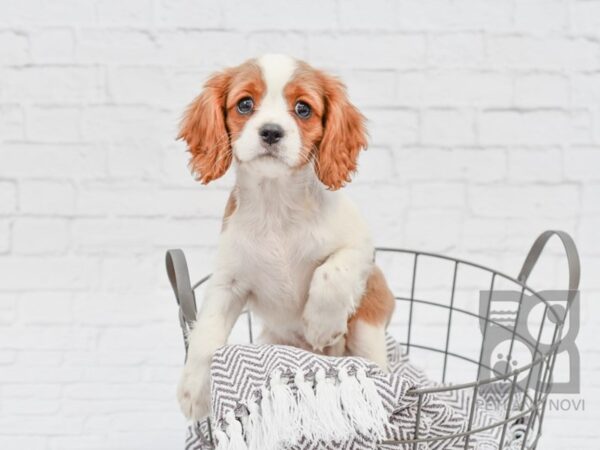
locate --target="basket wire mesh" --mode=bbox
[167,230,580,449]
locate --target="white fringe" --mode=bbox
[215,366,387,449]
[244,401,263,450]
[213,429,229,450]
[224,411,248,450]
[338,368,378,435]
[356,368,387,439]
[268,370,298,445]
[314,368,353,441]
[294,369,320,440]
[258,386,278,449]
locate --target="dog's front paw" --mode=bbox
[177,360,211,421]
[303,312,347,352]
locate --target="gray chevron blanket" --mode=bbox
[185,337,533,449]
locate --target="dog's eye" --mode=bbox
[294,101,311,119]
[236,97,254,115]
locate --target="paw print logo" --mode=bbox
[478,290,579,394]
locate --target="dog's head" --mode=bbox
[178,54,367,190]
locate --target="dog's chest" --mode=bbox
[228,216,327,327]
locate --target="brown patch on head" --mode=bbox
[284,63,326,168]
[284,62,367,189]
[349,266,395,326]
[178,61,266,184]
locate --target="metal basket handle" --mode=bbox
[165,249,197,341]
[517,230,580,303]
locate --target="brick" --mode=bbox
[224,0,337,31]
[405,210,462,251]
[71,217,219,254]
[579,217,600,256]
[570,0,600,37]
[0,294,17,325]
[96,0,154,26]
[0,219,9,253]
[514,0,568,33]
[0,143,106,179]
[27,106,82,142]
[428,33,484,68]
[344,70,398,108]
[0,31,29,65]
[0,67,104,103]
[71,218,157,254]
[353,148,395,183]
[72,292,165,326]
[461,217,507,251]
[0,350,17,364]
[76,183,229,217]
[245,32,308,59]
[421,71,512,107]
[307,34,426,70]
[421,109,475,145]
[47,435,108,450]
[2,397,59,415]
[0,257,98,291]
[410,182,466,208]
[155,31,249,68]
[365,109,419,146]
[507,148,563,182]
[13,218,69,254]
[0,415,83,435]
[564,147,600,181]
[582,184,600,214]
[0,182,17,214]
[0,325,95,351]
[17,350,63,366]
[19,180,76,215]
[76,29,158,64]
[0,436,46,450]
[393,0,513,31]
[0,104,24,141]
[30,28,74,63]
[572,74,600,107]
[468,185,580,218]
[338,0,398,30]
[106,141,162,179]
[486,36,599,71]
[81,105,172,142]
[479,110,586,146]
[108,66,171,105]
[0,0,95,26]
[97,325,175,352]
[97,257,159,292]
[347,184,410,246]
[156,0,221,27]
[395,148,507,182]
[514,74,569,107]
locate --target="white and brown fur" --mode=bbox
[177,54,395,420]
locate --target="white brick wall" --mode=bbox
[1,1,599,449]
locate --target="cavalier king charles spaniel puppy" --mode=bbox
[177,54,395,420]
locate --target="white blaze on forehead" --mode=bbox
[257,54,297,102]
[233,54,303,170]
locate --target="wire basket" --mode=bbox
[166,230,580,449]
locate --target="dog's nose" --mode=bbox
[259,123,284,145]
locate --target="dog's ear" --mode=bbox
[178,70,233,184]
[315,73,367,190]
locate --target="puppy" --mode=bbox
[177,54,395,420]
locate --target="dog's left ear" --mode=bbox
[178,70,233,184]
[315,73,367,190]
